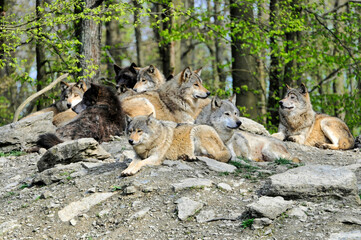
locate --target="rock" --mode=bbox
[217,183,232,191]
[87,187,96,193]
[251,218,272,230]
[197,156,236,173]
[339,216,361,225]
[40,190,53,199]
[328,230,361,240]
[172,178,213,192]
[261,165,360,204]
[58,192,115,222]
[288,207,307,222]
[69,219,77,226]
[0,112,56,152]
[81,162,104,170]
[0,219,21,234]
[128,207,151,221]
[37,138,112,172]
[175,197,204,221]
[98,209,111,218]
[246,196,293,220]
[238,117,270,136]
[163,160,193,170]
[124,186,137,195]
[196,210,216,223]
[141,186,154,193]
[33,162,85,185]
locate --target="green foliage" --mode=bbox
[241,218,254,229]
[0,151,25,157]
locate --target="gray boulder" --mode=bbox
[261,165,360,204]
[175,197,204,221]
[0,112,56,152]
[37,138,112,172]
[246,196,293,220]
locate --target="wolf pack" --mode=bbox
[28,63,355,176]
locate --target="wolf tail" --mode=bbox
[37,133,63,149]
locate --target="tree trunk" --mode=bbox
[36,0,47,111]
[133,0,142,67]
[268,0,282,126]
[75,0,102,84]
[230,0,260,119]
[214,0,226,84]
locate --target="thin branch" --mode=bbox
[321,0,361,17]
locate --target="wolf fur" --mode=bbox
[114,63,139,93]
[121,67,211,123]
[133,65,166,92]
[24,81,86,126]
[196,96,298,162]
[37,83,125,149]
[121,114,231,176]
[272,84,354,150]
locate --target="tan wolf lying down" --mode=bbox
[121,114,231,176]
[196,96,299,162]
[24,81,87,126]
[121,67,211,124]
[272,84,354,150]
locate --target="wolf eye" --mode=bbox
[74,94,79,97]
[225,112,230,116]
[142,79,146,82]
[194,83,199,87]
[137,129,142,133]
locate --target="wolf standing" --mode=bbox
[272,84,354,150]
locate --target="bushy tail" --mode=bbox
[37,133,63,149]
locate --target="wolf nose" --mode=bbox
[115,84,120,90]
[236,120,242,127]
[206,91,211,96]
[279,101,283,107]
[128,139,134,145]
[67,103,71,109]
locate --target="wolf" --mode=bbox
[121,67,211,123]
[272,84,354,150]
[121,114,231,176]
[37,83,126,149]
[196,96,299,162]
[133,65,166,92]
[114,63,139,93]
[24,81,87,126]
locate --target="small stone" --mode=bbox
[124,186,137,195]
[197,156,236,173]
[196,210,216,223]
[128,207,151,221]
[176,197,204,221]
[69,219,77,226]
[142,186,153,193]
[172,178,213,192]
[40,190,53,199]
[246,196,293,220]
[251,218,272,229]
[289,207,307,222]
[87,187,96,193]
[217,183,232,191]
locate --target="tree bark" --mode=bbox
[75,0,102,84]
[36,0,47,111]
[268,0,282,126]
[133,0,142,67]
[230,0,260,119]
[214,0,226,84]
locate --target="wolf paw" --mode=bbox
[315,142,330,149]
[121,166,140,176]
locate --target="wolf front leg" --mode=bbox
[121,155,163,176]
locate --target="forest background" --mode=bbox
[0,0,360,135]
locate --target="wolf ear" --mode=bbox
[125,115,133,126]
[148,65,155,74]
[146,112,156,124]
[211,96,222,109]
[114,64,122,75]
[76,80,87,91]
[180,67,192,83]
[194,67,202,76]
[130,63,139,74]
[286,84,291,90]
[299,83,307,95]
[90,83,100,95]
[60,81,71,91]
[228,94,236,106]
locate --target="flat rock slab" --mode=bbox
[328,230,361,240]
[163,160,193,170]
[0,112,56,152]
[246,196,293,220]
[261,165,360,204]
[175,197,204,221]
[58,192,115,222]
[172,178,213,192]
[197,156,236,173]
[37,138,112,172]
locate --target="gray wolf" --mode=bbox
[37,83,125,149]
[114,63,139,93]
[121,114,231,176]
[272,84,354,150]
[196,96,299,162]
[133,65,166,92]
[121,67,211,123]
[24,81,87,126]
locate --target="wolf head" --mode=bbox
[56,80,87,111]
[279,83,312,116]
[114,63,139,92]
[72,83,120,115]
[174,67,210,101]
[133,65,165,93]
[126,114,158,146]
